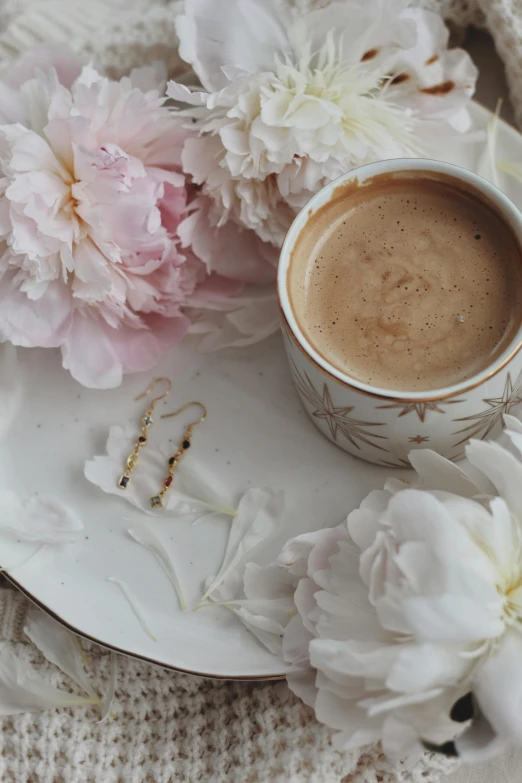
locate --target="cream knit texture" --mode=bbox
[0,586,457,783]
[0,0,188,79]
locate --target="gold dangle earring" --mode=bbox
[150,402,207,509]
[117,377,172,490]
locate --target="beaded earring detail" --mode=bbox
[117,378,172,490]
[150,402,207,509]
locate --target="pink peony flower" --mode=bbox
[0,48,246,388]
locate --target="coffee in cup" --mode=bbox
[287,172,522,392]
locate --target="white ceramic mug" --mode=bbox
[278,158,522,467]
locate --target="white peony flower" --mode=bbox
[169,0,477,246]
[270,416,522,764]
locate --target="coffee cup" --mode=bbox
[278,158,522,466]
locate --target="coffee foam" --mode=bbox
[288,173,522,392]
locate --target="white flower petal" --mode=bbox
[403,594,503,643]
[243,561,295,601]
[295,0,413,65]
[347,489,393,550]
[504,415,522,435]
[386,643,468,694]
[361,688,444,719]
[409,448,482,498]
[0,643,97,715]
[201,487,285,602]
[294,577,319,636]
[128,526,187,611]
[310,637,398,682]
[466,439,522,518]
[277,529,326,578]
[166,81,208,106]
[198,562,295,656]
[315,687,381,741]
[306,524,352,591]
[381,714,425,761]
[503,425,522,460]
[108,578,157,642]
[473,630,522,741]
[455,712,511,763]
[175,0,289,91]
[0,490,82,543]
[24,608,97,699]
[383,489,479,555]
[392,9,477,119]
[477,497,520,578]
[231,602,288,657]
[98,653,118,724]
[284,615,317,708]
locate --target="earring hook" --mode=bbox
[135,377,172,406]
[161,401,207,425]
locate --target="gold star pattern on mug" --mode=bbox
[289,360,388,452]
[448,451,465,462]
[408,434,430,444]
[452,369,522,445]
[376,399,465,423]
[379,457,412,468]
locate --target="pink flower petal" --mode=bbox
[0,273,71,348]
[178,197,276,285]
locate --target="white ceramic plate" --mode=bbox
[2,102,522,680]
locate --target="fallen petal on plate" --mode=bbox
[108,577,157,641]
[201,488,285,602]
[128,526,187,611]
[0,491,82,543]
